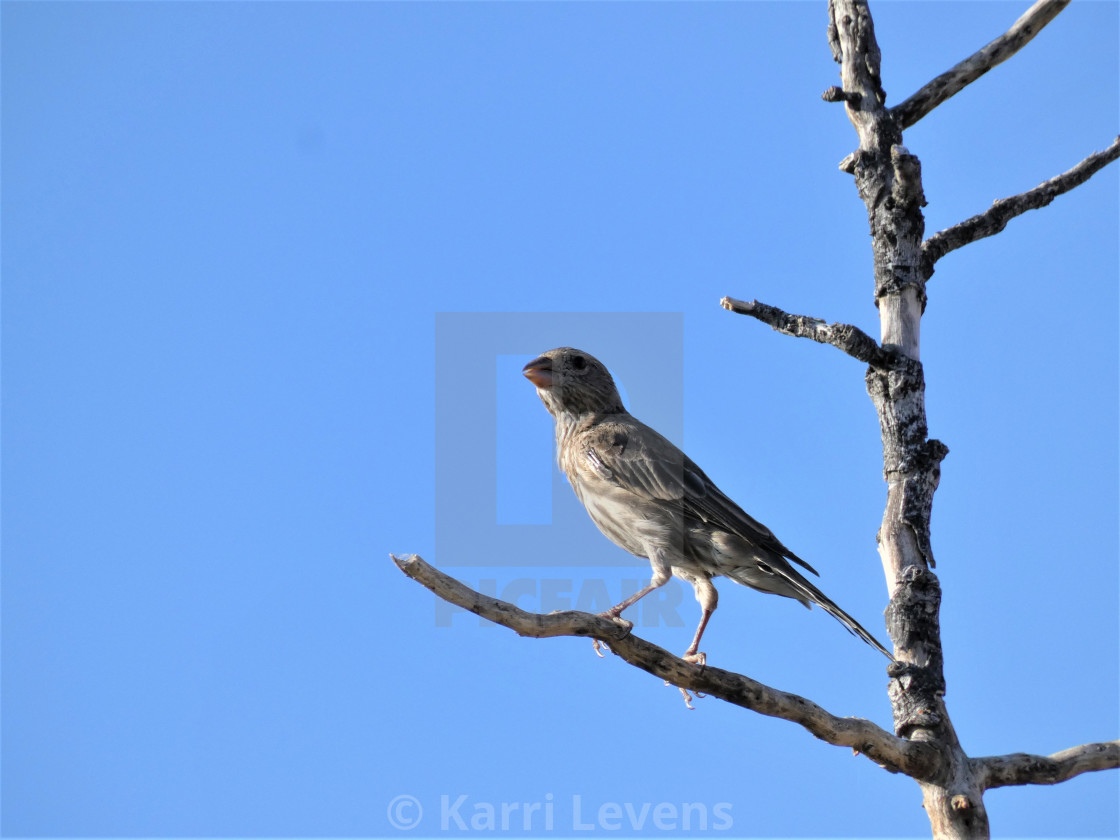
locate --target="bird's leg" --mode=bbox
[681,575,718,667]
[602,556,672,621]
[601,580,658,620]
[592,557,671,659]
[681,616,711,666]
[674,601,714,706]
[588,585,646,656]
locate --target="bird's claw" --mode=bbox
[590,613,633,658]
[661,680,700,709]
[668,651,709,708]
[599,610,632,626]
[597,612,633,637]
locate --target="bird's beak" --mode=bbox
[522,356,554,388]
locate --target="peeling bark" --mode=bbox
[923,136,1120,272]
[719,296,896,367]
[891,0,1071,130]
[827,1,1118,836]
[830,1,982,836]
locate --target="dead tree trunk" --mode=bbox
[823,1,1115,836]
[826,0,974,834]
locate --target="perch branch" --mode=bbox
[392,553,938,780]
[973,740,1120,790]
[720,296,896,368]
[923,136,1120,268]
[891,0,1071,129]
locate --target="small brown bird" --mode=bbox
[523,346,892,665]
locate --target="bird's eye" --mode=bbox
[571,355,587,370]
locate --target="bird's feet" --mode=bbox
[682,650,707,667]
[597,611,633,634]
[599,605,632,622]
[666,649,708,709]
[677,686,697,710]
[591,613,633,658]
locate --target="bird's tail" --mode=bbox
[797,582,891,663]
[806,586,891,658]
[779,572,894,660]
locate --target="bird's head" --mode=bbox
[522,347,625,417]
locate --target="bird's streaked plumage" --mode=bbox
[522,346,892,664]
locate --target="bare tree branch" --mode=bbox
[974,741,1120,790]
[720,296,896,368]
[391,553,939,780]
[923,136,1120,268]
[891,0,1071,130]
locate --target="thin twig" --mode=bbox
[391,553,939,780]
[923,136,1120,268]
[973,741,1120,790]
[891,0,1071,130]
[720,296,896,368]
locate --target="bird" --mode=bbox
[522,346,893,667]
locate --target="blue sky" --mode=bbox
[2,1,1117,838]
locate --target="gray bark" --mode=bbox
[392,553,939,778]
[826,1,1116,836]
[890,0,1071,130]
[923,136,1120,271]
[975,742,1120,789]
[826,1,976,832]
[720,296,895,367]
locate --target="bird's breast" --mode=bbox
[569,472,683,560]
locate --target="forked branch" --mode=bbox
[974,741,1120,790]
[392,553,938,780]
[923,136,1120,268]
[891,0,1071,130]
[720,296,896,368]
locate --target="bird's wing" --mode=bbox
[579,417,819,576]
